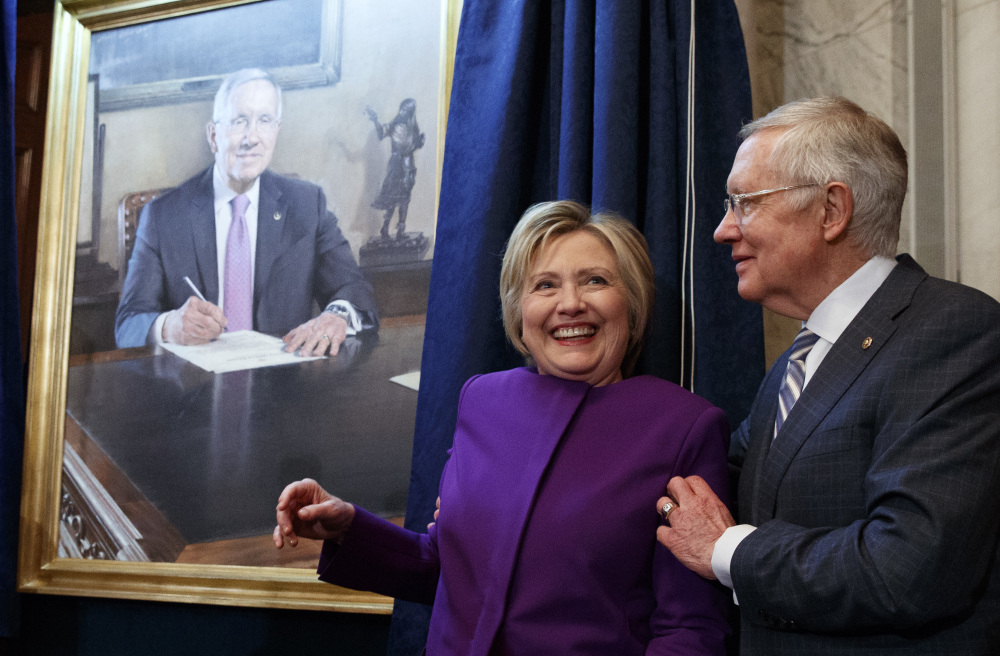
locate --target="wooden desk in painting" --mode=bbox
[59,316,423,568]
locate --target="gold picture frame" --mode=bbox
[18,0,461,612]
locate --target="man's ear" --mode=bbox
[821,182,853,242]
[206,121,219,153]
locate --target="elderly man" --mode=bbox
[657,97,1000,654]
[116,68,377,355]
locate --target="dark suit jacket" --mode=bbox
[729,254,1000,655]
[115,168,378,347]
[319,368,733,655]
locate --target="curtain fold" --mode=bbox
[0,0,23,639]
[390,1,760,653]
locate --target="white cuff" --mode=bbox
[712,524,757,591]
[152,312,169,345]
[324,300,360,336]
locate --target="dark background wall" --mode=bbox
[9,595,390,655]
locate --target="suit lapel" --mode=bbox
[189,169,219,302]
[741,364,783,526]
[253,172,289,317]
[469,371,590,652]
[753,257,927,520]
[497,373,589,575]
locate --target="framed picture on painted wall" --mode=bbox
[19,0,460,613]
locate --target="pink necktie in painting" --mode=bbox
[224,194,252,331]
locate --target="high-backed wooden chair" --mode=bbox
[117,188,170,290]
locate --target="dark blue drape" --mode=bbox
[389,1,760,653]
[0,0,22,639]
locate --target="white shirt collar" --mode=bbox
[212,165,261,211]
[806,255,897,345]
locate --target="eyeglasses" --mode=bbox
[217,114,279,137]
[724,183,820,223]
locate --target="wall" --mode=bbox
[11,595,390,655]
[954,0,1000,299]
[735,0,1000,364]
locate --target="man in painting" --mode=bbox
[115,68,378,355]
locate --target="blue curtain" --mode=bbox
[389,1,760,652]
[0,0,22,639]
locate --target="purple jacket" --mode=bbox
[320,368,731,654]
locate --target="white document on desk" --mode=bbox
[390,371,420,391]
[160,330,324,373]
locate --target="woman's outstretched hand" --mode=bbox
[273,478,356,548]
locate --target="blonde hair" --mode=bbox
[499,200,654,377]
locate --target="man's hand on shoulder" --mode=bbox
[282,312,348,357]
[163,296,227,345]
[655,475,736,580]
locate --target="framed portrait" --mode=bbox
[19,0,461,612]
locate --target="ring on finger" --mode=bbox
[320,334,330,341]
[659,499,679,523]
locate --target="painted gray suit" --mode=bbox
[115,168,377,347]
[729,254,1000,654]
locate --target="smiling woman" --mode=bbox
[500,200,654,381]
[274,199,734,654]
[519,231,630,386]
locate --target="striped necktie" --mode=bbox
[774,327,820,438]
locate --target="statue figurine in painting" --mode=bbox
[366,99,425,240]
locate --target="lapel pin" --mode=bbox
[862,336,873,349]
[274,212,282,221]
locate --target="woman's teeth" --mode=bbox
[553,326,595,339]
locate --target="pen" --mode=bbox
[183,276,207,302]
[183,276,228,332]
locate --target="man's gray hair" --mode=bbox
[740,97,907,258]
[212,68,283,122]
